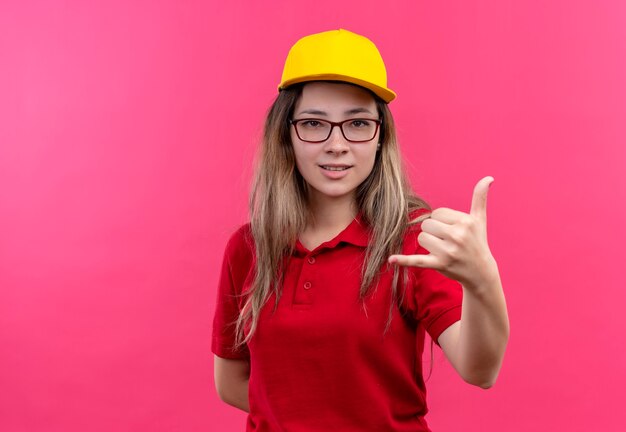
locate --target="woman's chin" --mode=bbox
[309,185,357,202]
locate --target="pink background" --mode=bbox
[1,1,625,431]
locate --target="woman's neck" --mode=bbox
[298,193,357,251]
[307,193,358,232]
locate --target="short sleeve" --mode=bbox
[211,225,254,360]
[401,220,463,344]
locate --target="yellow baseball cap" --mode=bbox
[278,29,397,103]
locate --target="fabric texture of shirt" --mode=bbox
[212,212,463,431]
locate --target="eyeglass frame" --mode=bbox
[289,117,382,143]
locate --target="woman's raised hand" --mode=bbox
[388,176,500,292]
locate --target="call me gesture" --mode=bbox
[389,176,510,389]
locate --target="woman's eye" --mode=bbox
[302,120,322,128]
[351,120,371,128]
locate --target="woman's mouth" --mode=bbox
[318,164,352,179]
[320,165,351,171]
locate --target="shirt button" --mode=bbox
[307,256,315,264]
[303,281,312,290]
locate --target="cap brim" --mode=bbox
[279,74,396,103]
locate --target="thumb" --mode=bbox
[470,176,494,220]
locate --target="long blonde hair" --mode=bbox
[234,82,430,349]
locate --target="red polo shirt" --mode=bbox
[212,213,463,431]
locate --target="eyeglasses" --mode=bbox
[289,118,381,143]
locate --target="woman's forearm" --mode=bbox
[457,268,509,388]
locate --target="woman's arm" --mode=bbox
[437,269,509,388]
[214,355,250,412]
[389,176,509,388]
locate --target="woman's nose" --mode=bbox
[325,125,349,153]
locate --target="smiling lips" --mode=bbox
[319,164,352,179]
[319,164,352,171]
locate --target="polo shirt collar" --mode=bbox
[294,212,370,255]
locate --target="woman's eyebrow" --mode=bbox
[296,107,375,116]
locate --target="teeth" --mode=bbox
[321,166,349,171]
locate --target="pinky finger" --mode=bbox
[388,254,439,269]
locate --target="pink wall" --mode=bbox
[1,1,625,431]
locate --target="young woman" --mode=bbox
[212,29,509,431]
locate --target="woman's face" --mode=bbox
[290,81,380,206]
